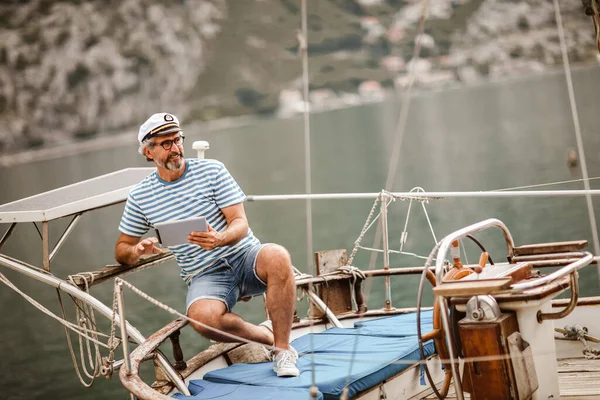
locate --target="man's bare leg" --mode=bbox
[187,244,295,353]
[188,299,274,345]
[254,244,296,353]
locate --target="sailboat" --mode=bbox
[2,154,600,399]
[2,0,600,399]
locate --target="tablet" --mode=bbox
[154,216,208,247]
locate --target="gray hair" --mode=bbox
[138,139,154,162]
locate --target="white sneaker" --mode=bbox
[273,346,299,377]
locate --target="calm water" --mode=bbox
[1,67,600,399]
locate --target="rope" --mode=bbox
[348,189,441,266]
[459,238,469,265]
[57,273,105,386]
[57,290,99,387]
[115,278,292,355]
[492,176,600,192]
[347,0,434,395]
[347,194,381,266]
[0,272,110,346]
[399,187,438,254]
[556,325,600,359]
[292,266,312,302]
[297,0,318,392]
[0,271,114,389]
[355,245,434,261]
[105,283,123,378]
[319,265,366,310]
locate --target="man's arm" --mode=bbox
[187,203,249,250]
[115,233,162,265]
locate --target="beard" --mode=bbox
[156,149,185,171]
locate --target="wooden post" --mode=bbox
[309,249,353,318]
[169,330,186,371]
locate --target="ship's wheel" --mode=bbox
[417,237,492,399]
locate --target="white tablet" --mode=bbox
[154,216,208,247]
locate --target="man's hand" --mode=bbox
[188,225,224,250]
[135,237,163,257]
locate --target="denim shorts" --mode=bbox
[185,243,268,313]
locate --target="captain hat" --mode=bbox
[138,113,182,144]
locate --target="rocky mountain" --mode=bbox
[0,0,597,154]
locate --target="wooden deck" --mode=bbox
[558,358,600,399]
[412,358,600,399]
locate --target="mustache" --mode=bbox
[168,152,183,159]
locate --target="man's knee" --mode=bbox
[258,244,293,280]
[187,300,226,336]
[263,244,292,266]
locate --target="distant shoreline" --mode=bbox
[0,116,258,168]
[1,62,597,169]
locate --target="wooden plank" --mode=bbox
[411,382,471,399]
[559,372,600,395]
[432,278,512,297]
[558,358,600,373]
[558,358,600,398]
[513,240,588,256]
[68,252,175,287]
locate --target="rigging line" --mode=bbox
[68,275,102,378]
[553,0,600,268]
[0,272,110,347]
[383,0,430,194]
[364,0,432,314]
[116,277,297,357]
[299,0,313,279]
[356,245,435,261]
[367,0,431,273]
[353,0,433,392]
[399,189,424,254]
[492,176,600,192]
[57,289,100,387]
[299,0,317,393]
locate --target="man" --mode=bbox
[114,112,299,377]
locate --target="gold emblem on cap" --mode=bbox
[164,114,174,122]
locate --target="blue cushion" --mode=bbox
[203,311,435,399]
[172,379,324,399]
[352,310,433,336]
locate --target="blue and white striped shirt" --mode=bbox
[118,158,260,284]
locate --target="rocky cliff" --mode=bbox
[0,0,597,154]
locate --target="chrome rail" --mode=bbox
[434,218,515,283]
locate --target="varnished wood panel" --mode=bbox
[459,313,520,400]
[512,240,588,256]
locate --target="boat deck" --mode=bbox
[414,358,600,399]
